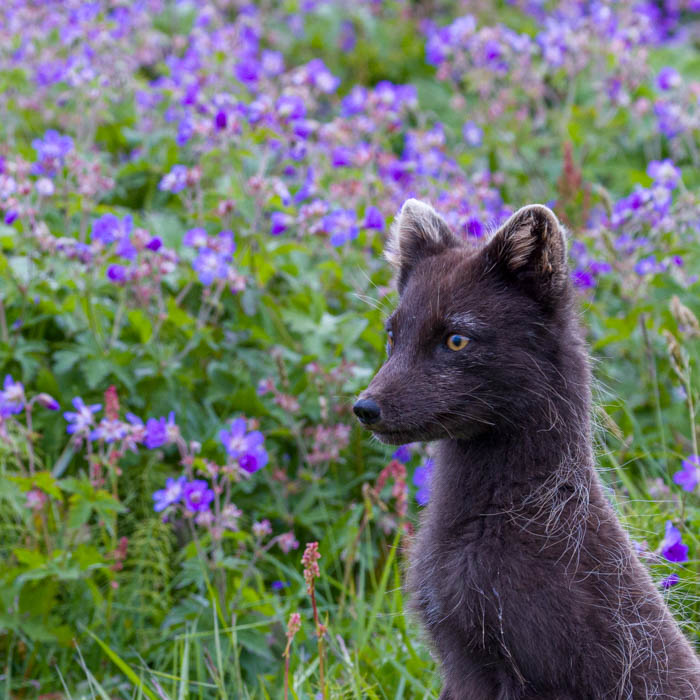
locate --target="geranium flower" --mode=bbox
[393,445,412,464]
[413,458,434,506]
[153,476,186,512]
[219,417,268,473]
[182,480,215,512]
[159,165,188,193]
[672,456,699,493]
[64,397,102,435]
[91,418,128,443]
[144,412,178,449]
[1,375,25,415]
[32,129,73,175]
[659,522,688,563]
[192,248,228,285]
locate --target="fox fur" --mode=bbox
[355,199,700,699]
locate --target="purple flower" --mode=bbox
[341,86,367,116]
[183,479,215,512]
[214,110,227,130]
[306,59,339,93]
[5,210,18,225]
[393,444,412,463]
[331,147,353,167]
[364,206,384,231]
[159,165,188,193]
[635,256,662,276]
[153,476,186,512]
[466,216,483,238]
[92,214,132,246]
[322,208,358,246]
[659,522,689,563]
[647,159,681,189]
[64,397,102,435]
[235,57,260,85]
[270,211,292,236]
[673,455,700,493]
[32,129,73,176]
[36,178,55,196]
[657,67,681,91]
[339,19,356,52]
[654,100,683,139]
[261,50,284,77]
[177,118,193,146]
[192,248,228,285]
[36,393,59,411]
[462,121,483,147]
[413,458,434,506]
[183,227,209,248]
[271,580,289,591]
[1,375,25,415]
[144,412,178,449]
[214,230,235,256]
[146,237,162,251]
[573,269,594,289]
[220,417,268,473]
[107,264,128,283]
[276,95,306,122]
[91,418,128,443]
[661,573,680,589]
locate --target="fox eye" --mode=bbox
[387,330,394,354]
[446,334,469,351]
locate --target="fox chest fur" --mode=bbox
[354,200,700,699]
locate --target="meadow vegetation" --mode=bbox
[0,1,699,697]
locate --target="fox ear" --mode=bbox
[386,199,459,292]
[484,204,568,303]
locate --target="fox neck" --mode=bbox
[428,410,594,529]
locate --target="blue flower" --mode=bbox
[144,412,178,449]
[657,67,681,91]
[32,129,73,176]
[321,209,358,246]
[393,445,412,464]
[363,206,384,231]
[659,522,688,563]
[183,480,215,512]
[270,212,292,236]
[153,476,186,512]
[646,159,681,190]
[107,264,128,283]
[183,227,209,248]
[413,459,434,506]
[64,397,102,435]
[91,418,128,443]
[0,375,25,416]
[159,165,188,193]
[220,417,268,473]
[462,121,483,147]
[672,456,699,493]
[192,248,228,285]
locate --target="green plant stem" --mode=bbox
[0,297,8,343]
[310,583,326,700]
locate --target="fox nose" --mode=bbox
[353,398,381,425]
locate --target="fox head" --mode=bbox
[354,199,585,444]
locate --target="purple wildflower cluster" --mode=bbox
[183,227,243,289]
[0,374,59,422]
[219,417,268,474]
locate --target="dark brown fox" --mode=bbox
[354,200,700,699]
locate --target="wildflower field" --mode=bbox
[1,0,699,696]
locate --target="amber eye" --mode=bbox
[446,334,469,351]
[387,330,394,352]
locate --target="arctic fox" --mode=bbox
[354,200,700,699]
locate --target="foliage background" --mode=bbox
[0,0,699,697]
